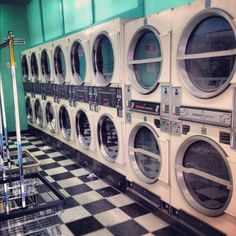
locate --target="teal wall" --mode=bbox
[0,4,29,132]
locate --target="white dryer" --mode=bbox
[45,98,58,135]
[57,102,75,144]
[21,49,31,82]
[171,0,236,114]
[73,101,96,158]
[125,111,170,204]
[94,106,125,175]
[170,120,236,235]
[25,96,35,125]
[52,38,70,85]
[90,19,128,87]
[40,43,53,84]
[124,11,171,111]
[68,29,92,85]
[29,46,41,83]
[33,98,45,132]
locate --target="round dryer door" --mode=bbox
[76,110,91,149]
[30,52,39,81]
[92,34,114,85]
[129,124,161,183]
[178,10,236,98]
[97,115,118,161]
[21,55,29,82]
[71,41,86,85]
[34,99,43,127]
[59,106,71,140]
[176,136,233,216]
[128,27,162,94]
[46,102,56,133]
[54,46,66,84]
[41,49,51,83]
[25,97,33,123]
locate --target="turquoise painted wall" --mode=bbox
[0,4,29,132]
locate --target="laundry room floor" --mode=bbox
[7,133,187,236]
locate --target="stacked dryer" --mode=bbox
[89,19,127,175]
[22,50,34,125]
[170,0,236,235]
[40,42,58,136]
[124,11,172,205]
[51,38,75,145]
[67,29,97,159]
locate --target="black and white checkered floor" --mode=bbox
[7,133,187,236]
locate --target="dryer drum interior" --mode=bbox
[178,11,236,98]
[176,137,233,216]
[25,97,33,123]
[97,116,118,161]
[34,99,43,127]
[59,106,71,140]
[129,124,161,183]
[41,49,51,81]
[54,46,66,83]
[128,27,162,94]
[71,41,86,83]
[30,52,39,80]
[76,110,91,148]
[21,55,29,81]
[46,102,56,132]
[93,34,114,83]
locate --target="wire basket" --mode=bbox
[0,173,65,236]
[0,150,40,177]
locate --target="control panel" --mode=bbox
[161,85,171,117]
[32,83,41,95]
[44,83,54,96]
[180,106,232,128]
[128,100,160,115]
[23,82,32,93]
[171,87,181,119]
[57,84,69,100]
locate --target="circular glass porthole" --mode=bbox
[34,99,43,127]
[76,110,91,149]
[54,46,66,84]
[178,10,236,98]
[41,49,51,83]
[59,106,71,140]
[71,41,86,84]
[128,27,162,94]
[176,136,233,216]
[22,55,29,82]
[46,102,56,133]
[128,124,161,183]
[97,115,118,161]
[30,52,39,81]
[25,97,33,123]
[92,34,114,85]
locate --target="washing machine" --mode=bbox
[124,11,171,114]
[171,0,236,117]
[73,101,96,158]
[90,18,128,87]
[52,37,70,85]
[29,46,41,83]
[68,29,92,85]
[33,98,45,132]
[21,49,31,82]
[56,101,74,144]
[125,111,171,203]
[170,118,236,235]
[44,98,58,135]
[94,104,125,175]
[40,42,54,84]
[25,96,35,125]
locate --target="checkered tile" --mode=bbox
[7,134,187,236]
